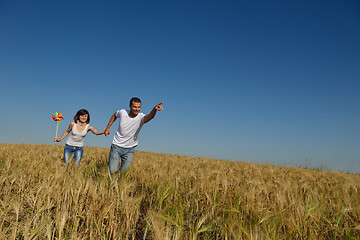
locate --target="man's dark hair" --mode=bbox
[130,97,141,105]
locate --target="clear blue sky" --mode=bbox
[1,0,359,173]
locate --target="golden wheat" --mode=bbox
[0,143,359,239]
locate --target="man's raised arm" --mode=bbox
[144,102,163,123]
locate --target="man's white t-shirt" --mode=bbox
[112,109,146,148]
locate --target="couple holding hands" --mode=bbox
[54,97,163,174]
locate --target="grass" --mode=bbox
[0,143,359,239]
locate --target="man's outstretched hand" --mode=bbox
[155,102,164,111]
[144,102,164,123]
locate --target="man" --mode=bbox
[105,97,163,174]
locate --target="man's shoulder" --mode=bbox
[116,109,128,115]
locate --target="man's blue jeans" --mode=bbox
[108,144,135,174]
[64,144,83,167]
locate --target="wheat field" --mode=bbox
[0,143,359,239]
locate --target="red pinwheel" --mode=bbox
[52,112,64,123]
[51,112,64,138]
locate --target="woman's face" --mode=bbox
[79,114,88,123]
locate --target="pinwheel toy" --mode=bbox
[51,112,64,138]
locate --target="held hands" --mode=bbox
[104,129,110,136]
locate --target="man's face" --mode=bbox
[129,102,141,116]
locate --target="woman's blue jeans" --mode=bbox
[108,144,135,174]
[64,144,83,167]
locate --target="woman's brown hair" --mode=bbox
[74,109,90,124]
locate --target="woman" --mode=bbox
[54,109,104,167]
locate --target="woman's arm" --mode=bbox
[88,125,105,135]
[54,122,74,142]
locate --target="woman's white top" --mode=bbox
[66,123,89,147]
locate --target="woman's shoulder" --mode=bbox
[70,121,76,127]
